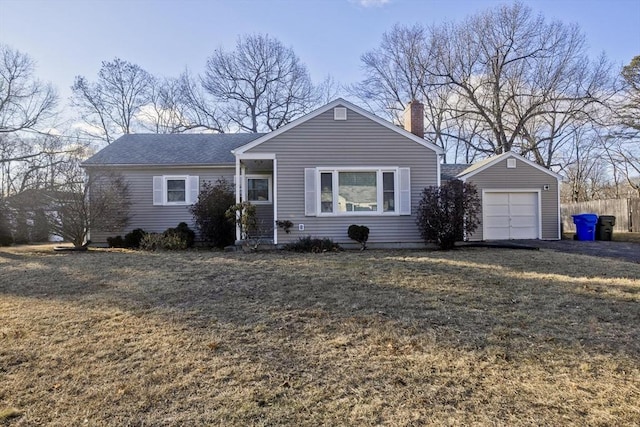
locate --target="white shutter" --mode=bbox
[304,168,317,216]
[187,175,199,204]
[399,168,411,215]
[153,176,163,206]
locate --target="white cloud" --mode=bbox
[353,0,390,8]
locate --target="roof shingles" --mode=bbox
[82,133,265,166]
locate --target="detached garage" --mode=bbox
[457,152,561,241]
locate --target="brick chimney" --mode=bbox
[403,100,424,139]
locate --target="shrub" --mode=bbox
[275,220,293,234]
[107,235,126,248]
[124,228,146,248]
[283,236,341,253]
[160,222,195,249]
[13,209,29,244]
[140,233,164,251]
[416,179,481,250]
[0,202,12,246]
[226,202,257,239]
[190,179,235,248]
[107,228,146,249]
[348,224,369,250]
[140,230,189,251]
[31,209,50,242]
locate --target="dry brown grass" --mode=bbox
[1,245,639,426]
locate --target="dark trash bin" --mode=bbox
[596,215,616,241]
[572,213,598,241]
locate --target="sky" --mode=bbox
[1,0,639,116]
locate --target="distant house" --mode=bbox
[82,98,560,246]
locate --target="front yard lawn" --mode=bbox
[1,246,639,426]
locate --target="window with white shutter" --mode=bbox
[152,175,199,206]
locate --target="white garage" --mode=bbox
[455,152,562,241]
[482,191,540,240]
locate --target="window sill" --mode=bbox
[162,202,189,206]
[317,212,399,217]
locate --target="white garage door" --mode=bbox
[483,192,539,240]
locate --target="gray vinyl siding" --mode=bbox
[89,167,235,244]
[254,204,274,238]
[464,158,560,241]
[245,105,439,245]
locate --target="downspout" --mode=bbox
[273,158,278,245]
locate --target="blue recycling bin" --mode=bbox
[572,214,598,241]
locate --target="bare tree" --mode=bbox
[136,77,184,134]
[0,45,59,194]
[48,166,130,247]
[354,3,613,166]
[174,70,228,133]
[71,58,154,144]
[202,34,320,132]
[0,44,58,135]
[431,3,611,156]
[605,55,640,195]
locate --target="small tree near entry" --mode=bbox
[226,201,257,240]
[189,179,235,248]
[416,180,481,250]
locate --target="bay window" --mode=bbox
[316,168,399,215]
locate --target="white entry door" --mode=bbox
[483,192,539,240]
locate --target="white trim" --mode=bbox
[235,159,241,204]
[232,98,444,155]
[245,174,272,204]
[236,153,277,160]
[314,167,401,217]
[235,158,241,241]
[273,158,278,245]
[458,152,562,181]
[481,189,542,240]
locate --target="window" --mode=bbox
[316,168,399,216]
[153,175,199,206]
[245,175,272,203]
[166,179,186,203]
[320,172,333,212]
[382,172,395,212]
[338,171,377,212]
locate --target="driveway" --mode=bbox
[507,239,640,264]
